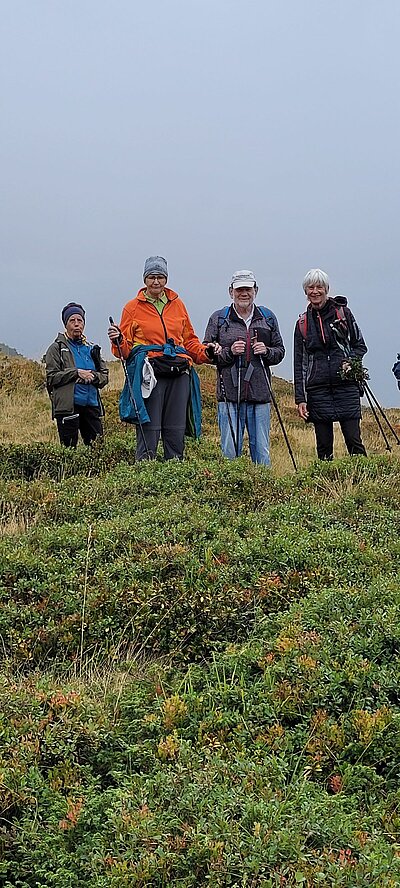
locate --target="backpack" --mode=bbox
[297,296,348,340]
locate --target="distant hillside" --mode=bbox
[0,342,22,357]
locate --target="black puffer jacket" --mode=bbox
[293,298,367,422]
[204,304,285,403]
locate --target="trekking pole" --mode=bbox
[362,385,391,451]
[363,381,400,445]
[236,354,242,457]
[109,317,152,459]
[218,370,237,454]
[254,333,297,471]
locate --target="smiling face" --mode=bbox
[65,314,85,340]
[144,274,167,300]
[305,283,329,310]
[230,285,258,316]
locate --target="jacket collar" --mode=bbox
[137,287,179,303]
[229,303,261,322]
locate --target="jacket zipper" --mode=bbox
[146,302,169,343]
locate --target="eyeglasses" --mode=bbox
[146,275,166,282]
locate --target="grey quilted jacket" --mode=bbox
[203,304,285,403]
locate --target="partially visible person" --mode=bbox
[392,354,400,391]
[293,268,367,460]
[45,303,109,447]
[203,270,285,465]
[108,256,215,460]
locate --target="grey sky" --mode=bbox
[2,0,399,404]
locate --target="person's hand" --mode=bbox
[204,342,222,361]
[78,369,95,383]
[108,323,122,343]
[252,341,268,356]
[341,361,351,372]
[231,339,246,356]
[297,402,309,420]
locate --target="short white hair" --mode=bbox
[302,268,330,293]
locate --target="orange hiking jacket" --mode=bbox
[112,288,210,364]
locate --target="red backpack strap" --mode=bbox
[297,310,307,339]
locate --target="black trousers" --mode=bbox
[56,405,103,448]
[136,373,190,461]
[314,418,367,460]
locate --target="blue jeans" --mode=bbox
[217,402,271,465]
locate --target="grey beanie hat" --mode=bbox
[143,255,168,281]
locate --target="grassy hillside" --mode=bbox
[0,357,400,886]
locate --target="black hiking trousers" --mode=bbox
[56,405,103,448]
[135,372,190,461]
[314,418,367,460]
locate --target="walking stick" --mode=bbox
[253,332,297,471]
[363,381,400,446]
[236,355,242,457]
[109,317,152,459]
[363,385,392,451]
[218,370,237,454]
[329,319,399,450]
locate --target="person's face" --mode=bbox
[305,283,328,310]
[145,274,167,299]
[230,285,257,313]
[65,314,85,339]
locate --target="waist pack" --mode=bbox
[150,354,189,378]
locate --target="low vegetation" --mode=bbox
[0,356,399,886]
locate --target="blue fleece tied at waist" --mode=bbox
[119,343,202,438]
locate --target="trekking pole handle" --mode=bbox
[109,316,123,349]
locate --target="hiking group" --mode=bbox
[45,256,387,464]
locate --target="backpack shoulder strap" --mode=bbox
[297,310,308,339]
[217,306,231,330]
[257,306,274,324]
[297,303,347,340]
[335,305,346,322]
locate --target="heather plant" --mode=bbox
[0,358,399,885]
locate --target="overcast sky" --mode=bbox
[2,0,399,404]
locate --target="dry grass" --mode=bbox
[1,354,399,472]
[107,359,125,391]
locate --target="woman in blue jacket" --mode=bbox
[45,303,109,447]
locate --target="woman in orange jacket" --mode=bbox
[108,256,219,460]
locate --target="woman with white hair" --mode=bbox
[293,268,367,460]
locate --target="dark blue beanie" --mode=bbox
[61,303,86,326]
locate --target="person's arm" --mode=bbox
[203,312,235,368]
[293,322,307,405]
[261,314,285,366]
[45,342,78,391]
[109,305,138,360]
[346,309,368,359]
[182,307,211,364]
[90,346,109,389]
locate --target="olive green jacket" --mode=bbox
[45,333,109,417]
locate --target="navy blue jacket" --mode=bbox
[293,298,367,422]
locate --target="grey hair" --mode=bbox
[302,268,330,293]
